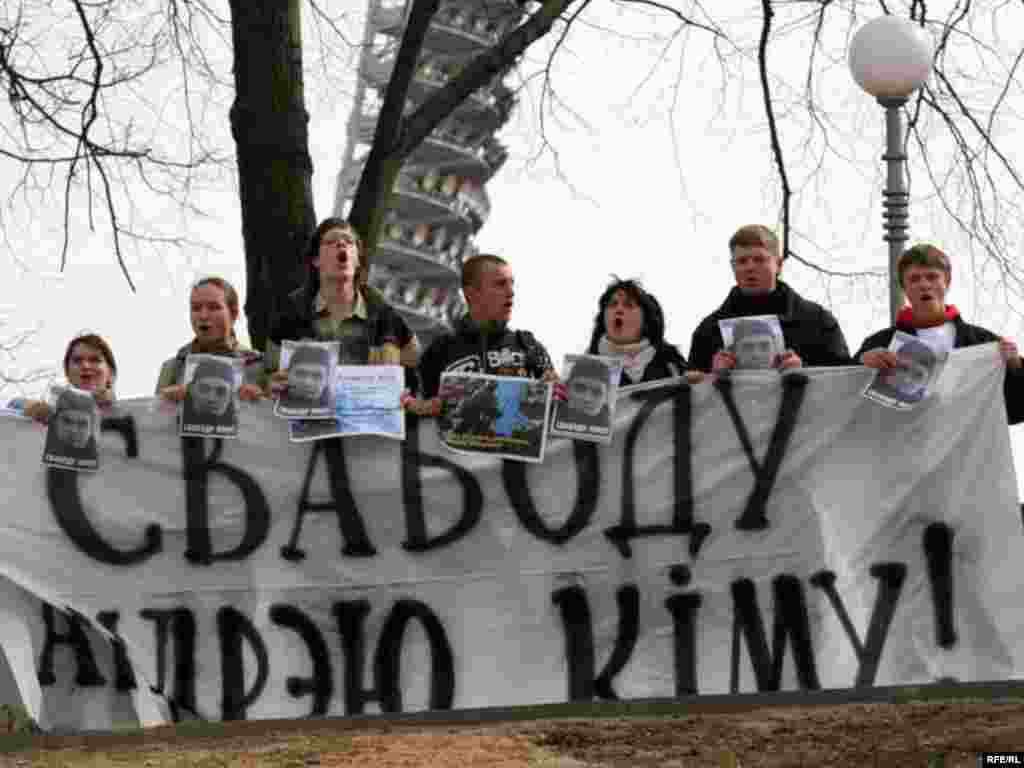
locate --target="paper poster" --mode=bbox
[180,354,243,438]
[274,341,340,420]
[863,331,945,410]
[719,315,785,370]
[41,386,99,472]
[288,364,405,441]
[550,354,622,444]
[438,372,551,463]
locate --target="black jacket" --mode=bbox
[418,316,554,398]
[270,282,418,391]
[689,281,852,372]
[269,283,413,355]
[857,314,1024,425]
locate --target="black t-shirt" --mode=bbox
[419,319,554,398]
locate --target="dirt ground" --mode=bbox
[4,698,1024,767]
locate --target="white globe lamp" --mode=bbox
[849,16,933,101]
[848,16,933,322]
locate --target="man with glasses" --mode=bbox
[689,225,852,373]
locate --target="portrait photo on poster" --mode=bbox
[719,314,785,370]
[862,331,945,411]
[41,385,100,472]
[179,354,243,438]
[550,354,622,444]
[274,340,340,420]
[438,372,552,463]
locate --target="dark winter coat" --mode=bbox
[688,281,852,372]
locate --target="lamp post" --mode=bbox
[849,16,933,323]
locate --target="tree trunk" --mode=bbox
[228,0,316,353]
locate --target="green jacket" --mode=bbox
[155,339,264,394]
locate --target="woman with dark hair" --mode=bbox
[20,333,118,423]
[587,278,703,386]
[156,276,264,403]
[266,217,419,397]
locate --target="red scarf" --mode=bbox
[896,304,959,327]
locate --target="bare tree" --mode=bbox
[226,0,317,351]
[3,0,1022,350]
[0,318,52,400]
[0,0,232,289]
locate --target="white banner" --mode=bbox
[0,343,1021,731]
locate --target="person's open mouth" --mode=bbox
[613,316,624,330]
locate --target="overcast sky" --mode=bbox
[2,0,1023,485]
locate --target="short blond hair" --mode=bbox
[728,225,780,259]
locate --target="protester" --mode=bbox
[22,334,117,424]
[857,243,1024,422]
[406,253,560,416]
[157,276,264,402]
[689,225,852,372]
[586,278,702,385]
[266,217,419,398]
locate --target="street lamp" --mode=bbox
[849,16,933,323]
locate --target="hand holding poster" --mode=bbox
[41,386,99,472]
[862,331,944,410]
[1,397,31,420]
[180,355,242,438]
[550,354,622,444]
[438,372,551,462]
[274,341,340,420]
[719,315,785,370]
[289,364,405,442]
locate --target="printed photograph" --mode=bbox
[180,354,243,438]
[274,341,340,420]
[438,372,552,463]
[550,354,622,444]
[863,331,944,410]
[180,354,241,438]
[41,386,99,472]
[288,364,406,442]
[719,314,785,370]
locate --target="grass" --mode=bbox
[5,679,1024,766]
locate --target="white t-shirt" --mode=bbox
[915,322,956,356]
